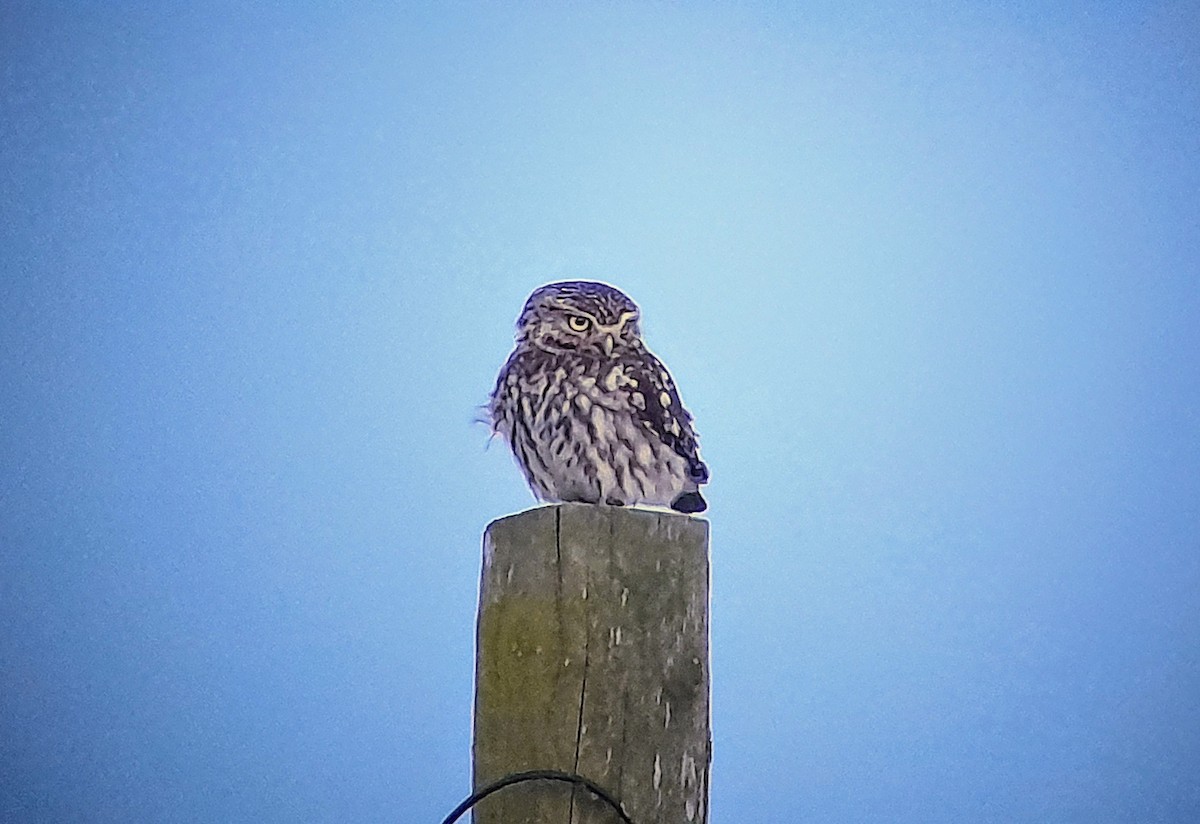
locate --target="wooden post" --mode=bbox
[473,503,711,823]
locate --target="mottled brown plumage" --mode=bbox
[489,281,708,513]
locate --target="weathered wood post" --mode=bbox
[473,503,711,823]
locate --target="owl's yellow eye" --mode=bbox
[567,315,591,332]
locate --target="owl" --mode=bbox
[489,281,709,513]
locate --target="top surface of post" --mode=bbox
[484,502,708,562]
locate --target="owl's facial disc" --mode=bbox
[522,299,640,357]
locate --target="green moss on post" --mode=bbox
[473,504,711,824]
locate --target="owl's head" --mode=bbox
[516,280,643,358]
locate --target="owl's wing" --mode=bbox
[625,352,709,484]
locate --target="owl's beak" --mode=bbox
[603,334,615,356]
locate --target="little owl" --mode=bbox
[489,280,708,513]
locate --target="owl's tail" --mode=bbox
[670,491,707,514]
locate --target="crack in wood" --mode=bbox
[554,508,567,658]
[568,512,591,824]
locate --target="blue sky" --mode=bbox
[2,2,1198,822]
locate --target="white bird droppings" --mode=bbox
[682,754,699,821]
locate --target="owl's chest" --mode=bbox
[501,357,637,423]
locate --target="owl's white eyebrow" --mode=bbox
[598,311,638,332]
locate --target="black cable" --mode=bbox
[440,769,635,824]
